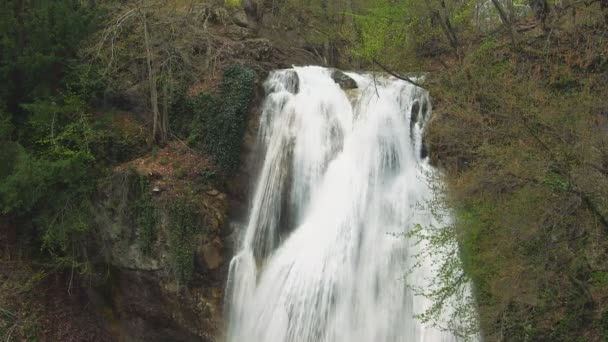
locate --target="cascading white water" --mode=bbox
[225,66,461,342]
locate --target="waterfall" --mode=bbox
[225,66,464,342]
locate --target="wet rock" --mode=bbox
[93,168,229,341]
[285,70,299,94]
[265,70,299,94]
[421,99,429,120]
[331,70,358,90]
[199,242,224,270]
[411,101,420,124]
[420,143,429,159]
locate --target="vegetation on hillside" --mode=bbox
[0,0,256,266]
[0,2,257,338]
[2,0,608,340]
[427,24,608,341]
[318,0,608,340]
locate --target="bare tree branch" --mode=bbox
[372,58,423,88]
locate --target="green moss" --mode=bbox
[168,196,203,284]
[225,0,241,7]
[208,65,256,173]
[89,111,148,165]
[129,175,157,255]
[170,65,256,175]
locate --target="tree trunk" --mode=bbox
[320,0,333,66]
[423,0,459,55]
[440,0,460,53]
[528,0,549,30]
[601,0,608,25]
[162,66,172,141]
[507,0,516,22]
[142,10,163,144]
[9,0,25,115]
[344,0,358,68]
[491,0,516,47]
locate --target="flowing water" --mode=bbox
[225,66,462,342]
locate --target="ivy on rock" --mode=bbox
[168,196,204,284]
[170,65,256,176]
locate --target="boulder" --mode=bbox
[331,70,358,90]
[92,168,229,341]
[284,70,300,94]
[421,99,429,120]
[420,143,429,159]
[231,9,249,27]
[226,25,253,40]
[244,38,273,61]
[199,241,224,270]
[206,189,220,196]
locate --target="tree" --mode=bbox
[529,0,549,29]
[91,0,215,144]
[0,0,98,121]
[141,7,163,143]
[490,0,516,46]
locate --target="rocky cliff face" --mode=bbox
[90,143,229,341]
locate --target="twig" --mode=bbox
[372,59,423,87]
[168,131,199,155]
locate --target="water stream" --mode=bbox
[225,66,462,342]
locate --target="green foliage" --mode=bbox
[89,112,148,164]
[349,0,475,69]
[1,149,85,212]
[0,305,40,342]
[171,65,255,174]
[344,1,608,338]
[352,4,409,60]
[425,24,608,340]
[0,110,12,140]
[0,0,147,273]
[171,90,215,144]
[168,196,203,284]
[1,96,145,269]
[225,0,242,8]
[0,94,100,267]
[207,65,256,173]
[0,0,107,271]
[405,186,479,340]
[0,0,99,115]
[129,175,157,255]
[351,0,433,67]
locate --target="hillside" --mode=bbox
[2,0,608,341]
